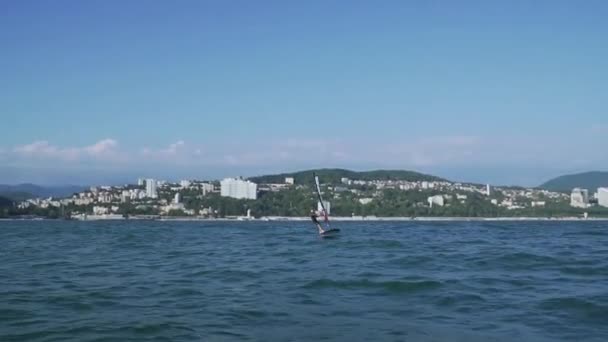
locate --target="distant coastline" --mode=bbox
[2,216,606,222]
[4,168,608,221]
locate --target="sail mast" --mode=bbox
[313,172,329,223]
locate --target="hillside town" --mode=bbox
[12,173,608,220]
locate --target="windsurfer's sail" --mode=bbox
[313,172,329,223]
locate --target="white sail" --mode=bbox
[313,173,329,222]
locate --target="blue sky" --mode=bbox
[1,0,607,186]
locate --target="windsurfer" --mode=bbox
[310,210,325,234]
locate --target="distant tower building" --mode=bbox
[598,188,608,208]
[220,178,257,199]
[285,177,295,185]
[174,193,180,204]
[570,188,589,208]
[146,179,158,198]
[486,184,491,196]
[137,178,145,186]
[318,201,331,215]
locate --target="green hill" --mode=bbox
[539,171,608,192]
[249,168,447,185]
[0,196,13,218]
[0,196,13,208]
[0,184,85,200]
[0,191,36,201]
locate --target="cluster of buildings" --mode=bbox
[337,177,567,211]
[339,177,491,195]
[570,187,608,208]
[19,176,260,218]
[19,178,218,217]
[17,173,607,218]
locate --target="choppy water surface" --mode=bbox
[1,220,607,341]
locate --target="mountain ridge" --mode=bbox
[0,195,12,207]
[248,168,448,185]
[0,184,87,200]
[539,171,608,192]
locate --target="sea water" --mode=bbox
[1,220,607,341]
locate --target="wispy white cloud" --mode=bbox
[140,140,194,163]
[3,133,607,182]
[8,139,196,165]
[14,141,61,156]
[12,139,122,162]
[14,141,70,161]
[211,138,349,166]
[178,136,479,168]
[84,139,118,156]
[4,136,454,168]
[160,140,185,155]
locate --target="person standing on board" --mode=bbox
[310,210,325,234]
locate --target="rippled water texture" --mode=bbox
[1,220,607,341]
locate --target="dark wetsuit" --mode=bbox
[311,214,319,224]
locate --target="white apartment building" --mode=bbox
[570,188,589,208]
[146,179,158,198]
[220,178,257,200]
[598,187,608,208]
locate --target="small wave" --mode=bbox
[213,269,261,281]
[469,277,536,290]
[122,232,138,240]
[187,269,213,277]
[302,278,442,293]
[367,239,404,248]
[456,238,491,245]
[501,252,558,263]
[436,293,486,307]
[538,296,608,325]
[133,322,173,334]
[562,230,608,237]
[30,261,74,269]
[559,266,608,276]
[0,308,31,321]
[234,309,269,319]
[170,288,204,297]
[166,250,185,258]
[355,271,384,278]
[390,255,435,267]
[298,298,321,305]
[485,252,560,270]
[272,250,295,257]
[211,330,250,338]
[46,294,97,311]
